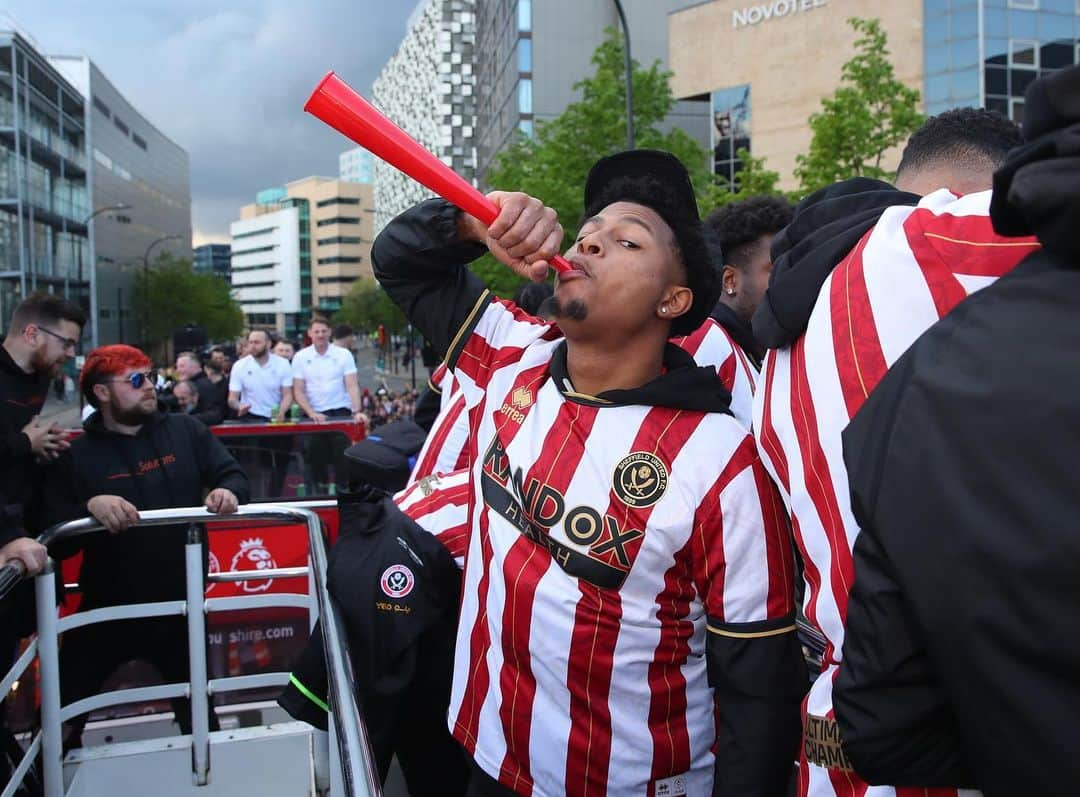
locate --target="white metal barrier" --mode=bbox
[0,503,381,797]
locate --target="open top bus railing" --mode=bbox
[0,504,381,797]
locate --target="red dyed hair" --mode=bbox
[81,344,152,407]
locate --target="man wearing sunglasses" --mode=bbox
[1,290,85,537]
[39,343,249,749]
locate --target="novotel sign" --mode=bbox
[732,0,828,29]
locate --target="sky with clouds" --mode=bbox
[3,1,415,244]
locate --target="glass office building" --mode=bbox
[50,54,191,347]
[0,33,90,336]
[924,0,1080,119]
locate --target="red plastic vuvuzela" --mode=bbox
[304,71,571,273]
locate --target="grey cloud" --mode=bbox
[4,1,414,242]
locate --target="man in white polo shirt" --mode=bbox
[228,329,293,422]
[292,317,364,423]
[227,328,294,496]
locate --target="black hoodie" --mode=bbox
[752,179,920,350]
[0,344,51,540]
[40,411,249,606]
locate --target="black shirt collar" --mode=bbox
[548,341,732,414]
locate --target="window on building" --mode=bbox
[316,236,364,245]
[316,216,360,227]
[236,280,277,289]
[232,227,276,239]
[1009,39,1040,68]
[132,133,147,151]
[231,263,275,272]
[114,117,129,136]
[316,197,361,208]
[92,97,111,119]
[316,256,362,264]
[93,148,113,170]
[712,85,751,190]
[1009,97,1026,123]
[317,276,360,285]
[233,244,276,256]
[518,0,531,32]
[518,79,532,114]
[518,38,532,73]
[1007,0,1038,9]
[519,119,534,138]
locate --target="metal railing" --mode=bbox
[0,504,381,797]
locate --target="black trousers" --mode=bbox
[362,623,469,796]
[305,407,352,493]
[59,613,219,747]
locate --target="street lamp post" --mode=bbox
[142,234,182,346]
[79,203,131,349]
[612,0,635,150]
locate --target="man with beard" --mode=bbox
[175,350,226,425]
[1,292,85,564]
[228,328,294,496]
[40,344,249,748]
[374,150,804,796]
[750,109,1035,797]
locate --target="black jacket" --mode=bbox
[834,65,1080,797]
[373,198,805,797]
[40,411,249,606]
[189,372,227,425]
[0,345,51,540]
[280,485,461,728]
[752,179,919,350]
[836,252,1080,795]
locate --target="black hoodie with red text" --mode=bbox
[39,411,249,607]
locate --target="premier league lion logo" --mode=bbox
[229,538,277,594]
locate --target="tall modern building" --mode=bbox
[473,0,709,182]
[372,0,477,231]
[230,204,301,338]
[0,33,90,335]
[193,243,230,280]
[49,54,192,347]
[339,147,374,184]
[668,0,1080,190]
[231,177,374,337]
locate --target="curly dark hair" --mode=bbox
[705,196,794,271]
[584,174,717,337]
[897,107,1022,178]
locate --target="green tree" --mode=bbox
[134,253,244,349]
[794,17,923,194]
[477,27,712,296]
[334,278,407,336]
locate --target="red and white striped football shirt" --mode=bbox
[412,316,757,487]
[752,189,1040,797]
[409,364,471,486]
[444,297,793,796]
[672,317,757,429]
[395,468,471,568]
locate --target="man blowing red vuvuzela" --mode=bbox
[372,150,806,797]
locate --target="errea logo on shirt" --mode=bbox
[497,385,534,424]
